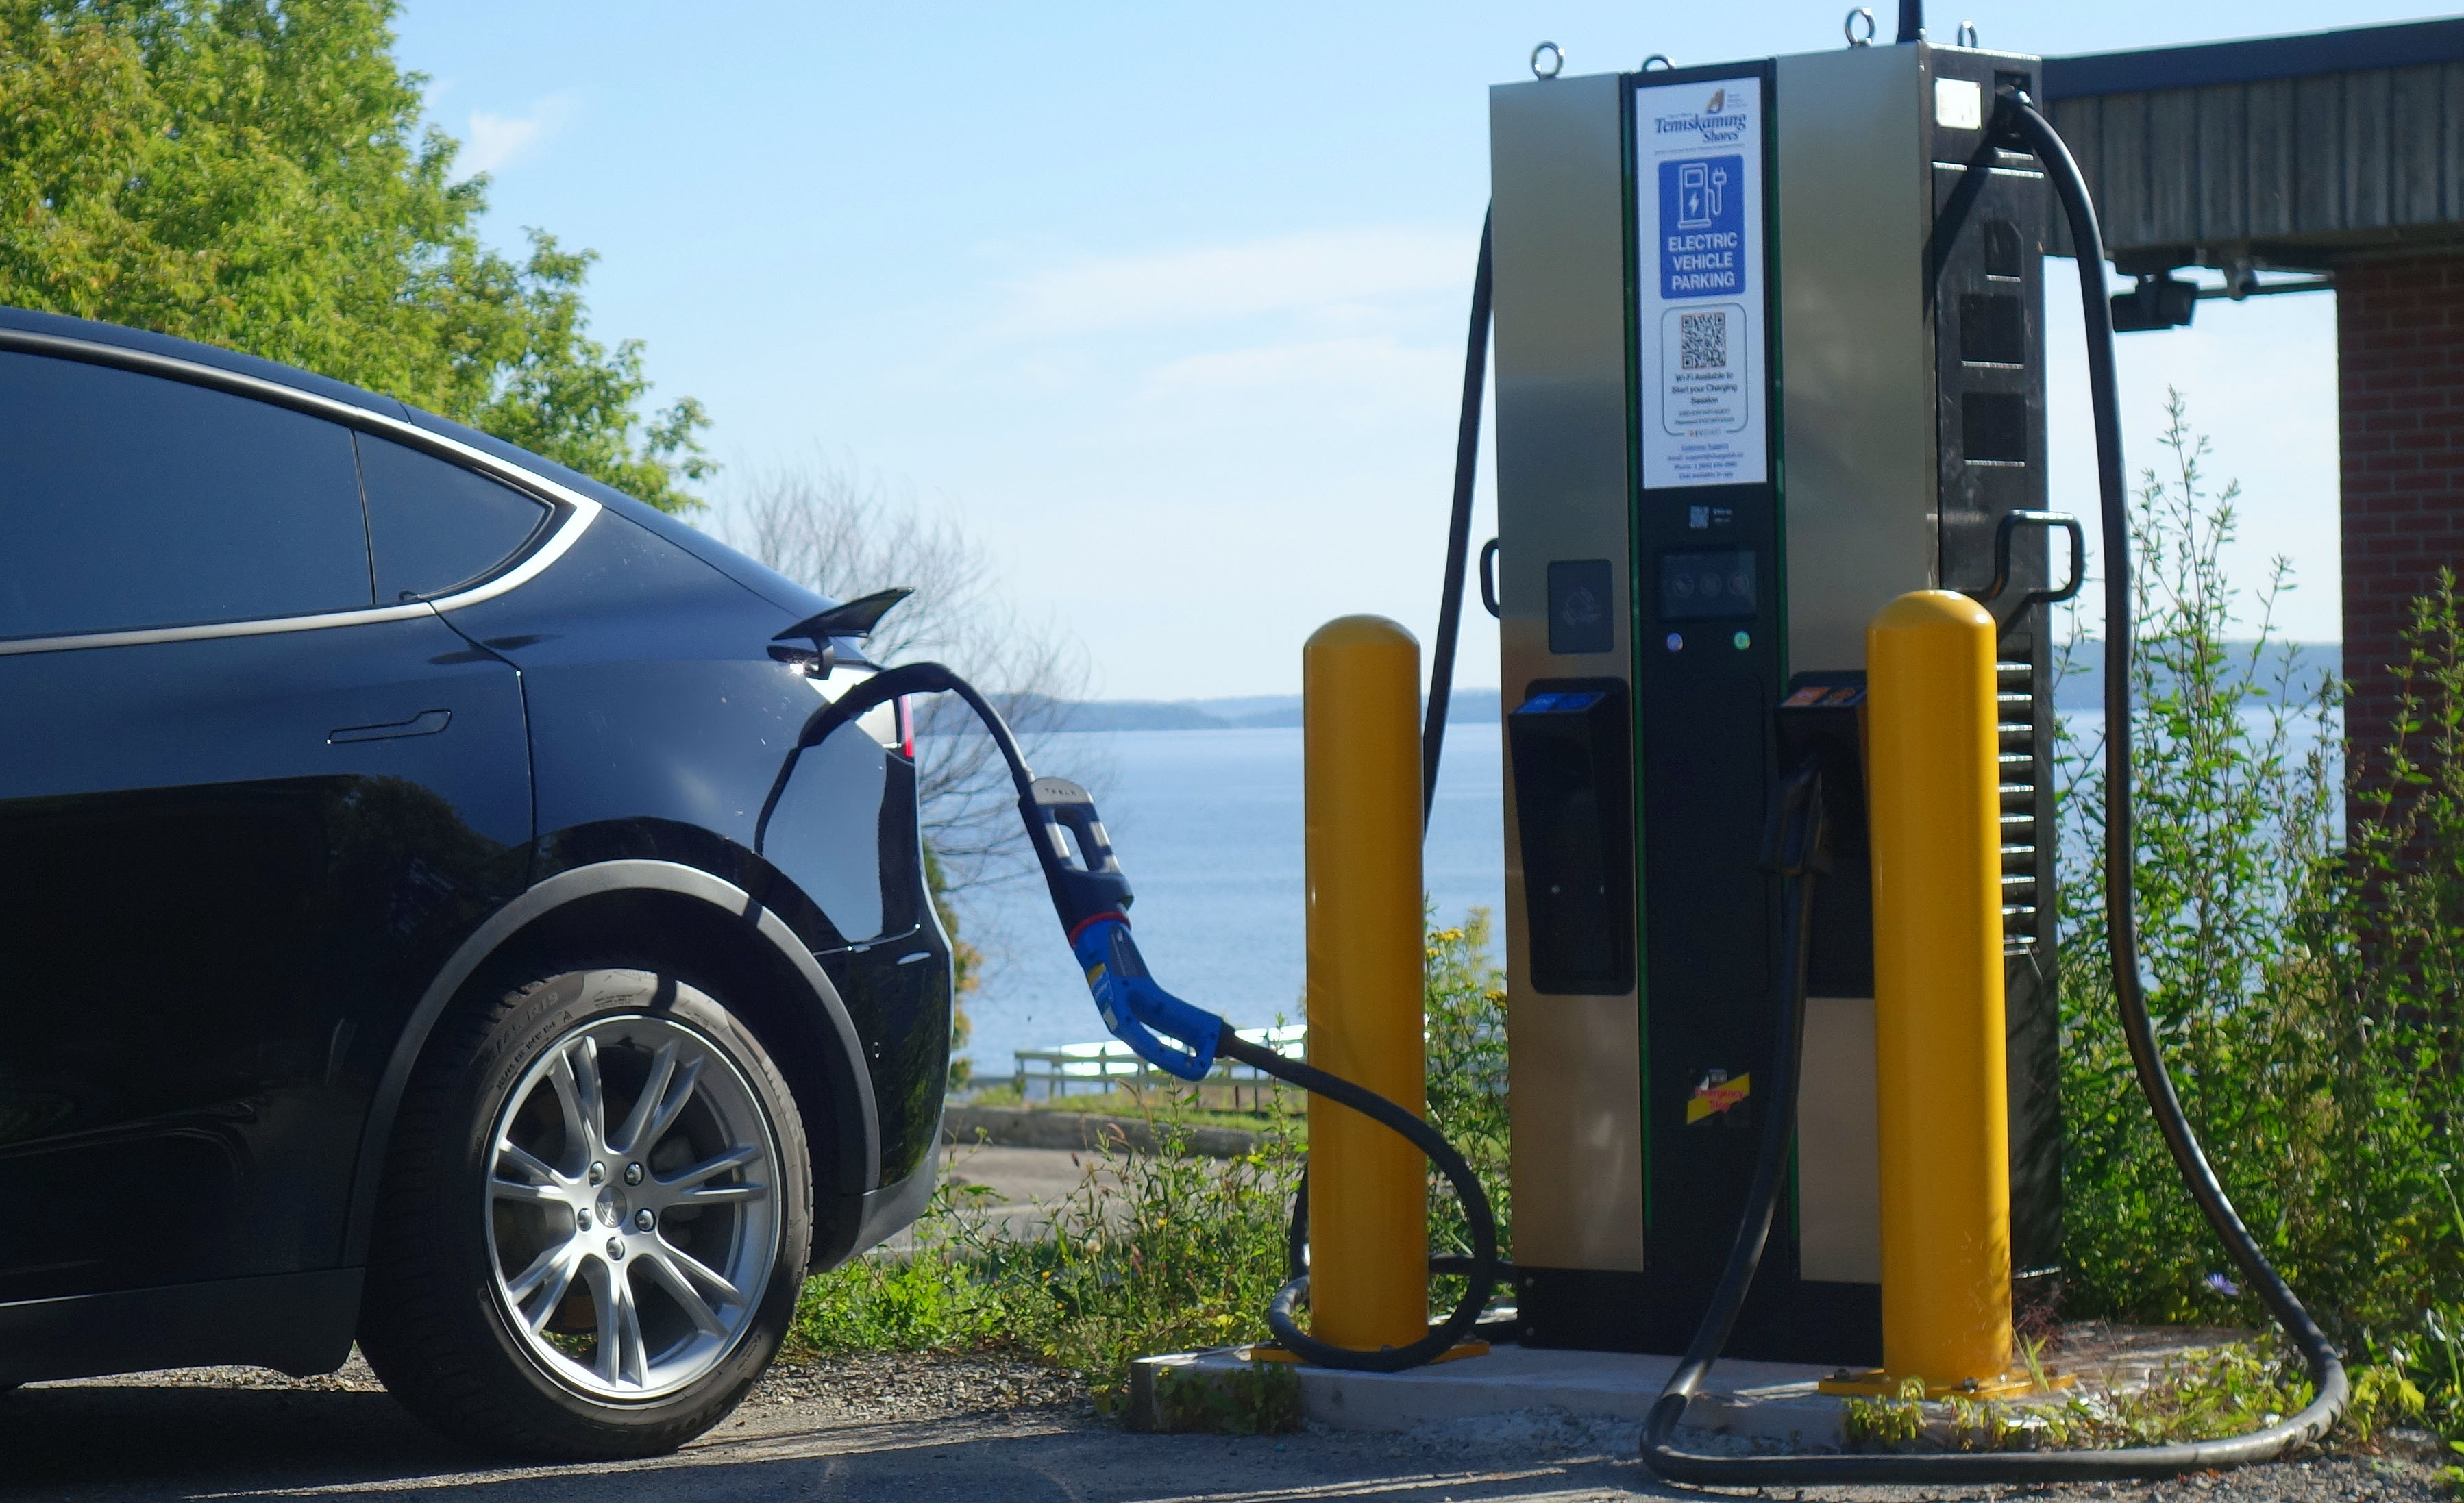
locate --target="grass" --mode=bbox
[788,1117,1307,1415]
[784,1183,1013,1358]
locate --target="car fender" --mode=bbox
[341,858,881,1268]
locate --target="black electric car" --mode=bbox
[0,308,953,1457]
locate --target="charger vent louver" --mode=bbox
[1997,660,2040,948]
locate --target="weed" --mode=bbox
[2054,391,2348,1332]
[786,1179,1008,1357]
[2341,1362,2429,1448]
[2019,1334,2056,1394]
[2034,1344,2309,1450]
[1011,1119,1304,1412]
[1945,1394,2032,1452]
[783,908,1513,1419]
[1425,906,1510,1311]
[1842,1378,1929,1450]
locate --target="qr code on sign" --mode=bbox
[1679,310,1727,371]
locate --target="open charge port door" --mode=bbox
[1508,680,1635,996]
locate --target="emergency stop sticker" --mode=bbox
[1687,1071,1751,1124]
[1635,73,1767,490]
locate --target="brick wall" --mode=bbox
[2339,256,2464,786]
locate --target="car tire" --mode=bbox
[359,965,812,1458]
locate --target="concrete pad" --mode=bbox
[1129,1342,1849,1445]
[1129,1324,2254,1448]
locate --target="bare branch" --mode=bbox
[728,456,1105,891]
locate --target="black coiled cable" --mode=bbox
[1218,1032,1499,1372]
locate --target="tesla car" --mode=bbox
[0,306,953,1457]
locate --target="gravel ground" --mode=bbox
[0,1349,2445,1501]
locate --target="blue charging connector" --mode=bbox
[754,664,1230,1078]
[1068,916,1222,1081]
[1024,774,1224,1080]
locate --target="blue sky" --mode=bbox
[395,2,2414,697]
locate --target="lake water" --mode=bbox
[947,723,1507,1077]
[945,705,2342,1077]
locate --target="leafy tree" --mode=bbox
[0,0,710,509]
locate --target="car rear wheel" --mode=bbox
[360,966,811,1458]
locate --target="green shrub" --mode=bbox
[1425,908,1510,1317]
[2054,390,2464,1444]
[2054,390,2348,1328]
[1009,1121,1305,1411]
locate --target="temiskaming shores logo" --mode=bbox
[1655,84,1749,145]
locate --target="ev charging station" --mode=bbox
[1492,38,2065,1365]
[1005,10,2348,1474]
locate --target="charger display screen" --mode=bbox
[1659,549,1757,621]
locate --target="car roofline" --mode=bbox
[0,325,606,656]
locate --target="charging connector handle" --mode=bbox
[1638,88,2348,1485]
[752,660,1221,1080]
[754,654,1501,1361]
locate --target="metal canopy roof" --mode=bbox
[2040,14,2464,272]
[2045,16,2464,98]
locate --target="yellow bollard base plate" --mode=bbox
[1236,1339,1490,1367]
[1815,1366,2075,1400]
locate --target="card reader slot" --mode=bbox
[1509,679,1636,996]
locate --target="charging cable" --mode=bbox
[756,658,1503,1371]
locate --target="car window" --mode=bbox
[0,352,372,640]
[357,433,550,601]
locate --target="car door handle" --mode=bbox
[328,709,452,745]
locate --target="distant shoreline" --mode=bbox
[1030,688,1502,733]
[1022,641,2344,730]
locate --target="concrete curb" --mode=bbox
[941,1104,1264,1159]
[1127,1326,2232,1443]
[1125,1343,1847,1443]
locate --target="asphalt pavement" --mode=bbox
[1,1147,2440,1501]
[3,1350,2441,1503]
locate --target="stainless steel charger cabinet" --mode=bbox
[1492,38,2061,1363]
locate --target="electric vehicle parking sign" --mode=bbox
[1636,76,1767,490]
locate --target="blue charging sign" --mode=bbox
[1658,156,1747,298]
[1635,76,1767,490]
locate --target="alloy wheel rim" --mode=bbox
[484,1013,780,1401]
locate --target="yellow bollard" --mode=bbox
[1301,615,1428,1354]
[1864,590,2012,1387]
